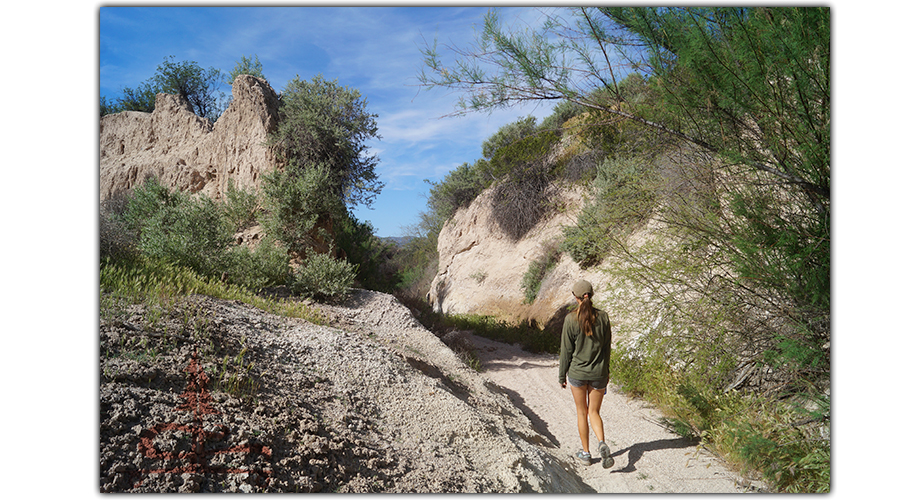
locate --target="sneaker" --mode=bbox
[597,442,614,469]
[575,450,591,465]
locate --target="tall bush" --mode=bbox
[122,177,232,279]
[268,74,382,208]
[259,163,340,256]
[103,56,226,121]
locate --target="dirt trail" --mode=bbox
[469,335,759,493]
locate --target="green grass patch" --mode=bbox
[100,255,324,325]
[443,313,559,355]
[610,344,829,493]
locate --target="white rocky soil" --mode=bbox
[99,288,763,492]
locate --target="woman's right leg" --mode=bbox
[588,386,615,468]
[586,386,606,443]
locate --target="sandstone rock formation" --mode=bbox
[427,185,609,329]
[99,75,280,202]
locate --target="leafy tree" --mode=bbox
[103,56,226,121]
[149,56,226,120]
[268,74,383,209]
[228,54,266,83]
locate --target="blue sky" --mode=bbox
[99,5,569,237]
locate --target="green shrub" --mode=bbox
[520,241,561,304]
[562,156,658,266]
[223,237,292,291]
[291,251,357,300]
[487,129,558,180]
[537,100,586,134]
[122,177,233,279]
[117,177,299,293]
[121,176,182,233]
[260,163,340,256]
[481,116,538,162]
[716,409,830,493]
[223,178,259,232]
[144,195,232,277]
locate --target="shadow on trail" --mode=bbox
[478,359,554,372]
[500,386,560,448]
[609,436,699,473]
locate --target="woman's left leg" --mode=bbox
[569,383,591,453]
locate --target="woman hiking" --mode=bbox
[558,279,615,468]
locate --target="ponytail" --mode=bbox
[576,294,597,336]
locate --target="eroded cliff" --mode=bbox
[99,75,280,202]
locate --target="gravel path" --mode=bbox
[469,335,763,493]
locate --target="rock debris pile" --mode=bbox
[99,290,586,492]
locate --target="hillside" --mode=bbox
[100,290,584,492]
[425,181,662,331]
